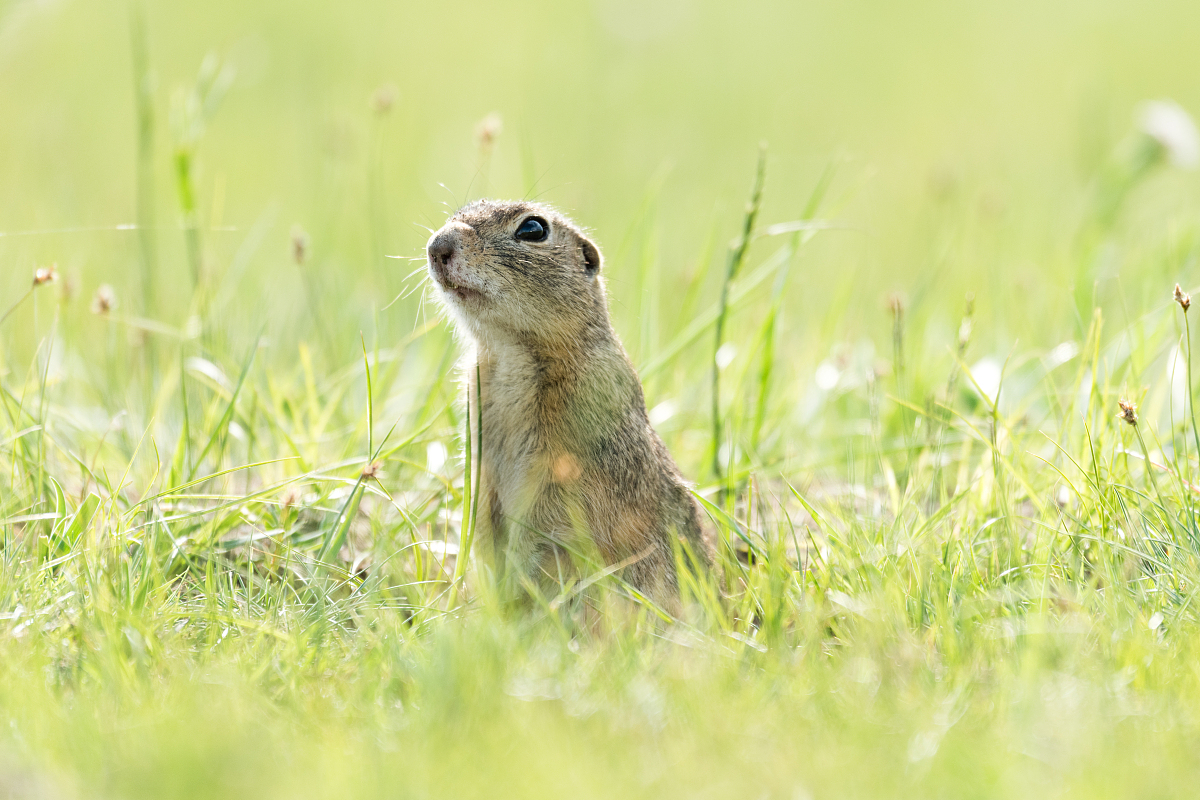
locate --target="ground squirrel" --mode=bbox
[426,199,714,611]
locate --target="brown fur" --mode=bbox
[426,199,714,612]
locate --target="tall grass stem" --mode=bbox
[711,145,766,481]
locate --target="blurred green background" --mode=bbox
[3,0,1199,378]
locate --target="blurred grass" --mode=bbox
[5,0,1200,797]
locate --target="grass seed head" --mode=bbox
[370,84,398,115]
[1118,398,1139,426]
[291,226,310,265]
[957,317,973,347]
[280,487,303,510]
[91,284,117,315]
[32,264,57,287]
[1175,283,1191,312]
[475,112,502,152]
[361,461,383,481]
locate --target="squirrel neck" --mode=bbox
[475,319,617,385]
[473,322,638,454]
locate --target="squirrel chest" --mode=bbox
[475,344,631,534]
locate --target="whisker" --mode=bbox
[381,289,407,311]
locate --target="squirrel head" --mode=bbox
[425,199,608,347]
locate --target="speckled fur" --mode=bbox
[426,199,714,611]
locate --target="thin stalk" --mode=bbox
[449,364,482,609]
[171,54,233,320]
[750,290,780,453]
[1180,307,1200,546]
[0,288,34,328]
[712,145,766,481]
[470,365,482,551]
[36,321,56,510]
[318,344,379,570]
[988,355,1020,568]
[1127,419,1176,551]
[129,2,158,317]
[749,165,834,452]
[930,295,975,504]
[175,149,203,295]
[891,295,905,406]
[1185,312,1200,472]
[129,2,160,406]
[362,335,373,457]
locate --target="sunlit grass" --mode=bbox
[5,1,1200,796]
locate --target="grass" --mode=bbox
[5,0,1200,796]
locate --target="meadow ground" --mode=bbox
[4,1,1200,797]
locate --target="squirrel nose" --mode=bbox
[427,233,456,269]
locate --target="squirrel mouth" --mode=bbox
[429,258,483,302]
[440,278,482,303]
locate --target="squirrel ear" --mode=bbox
[579,236,602,275]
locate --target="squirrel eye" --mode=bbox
[515,217,549,242]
